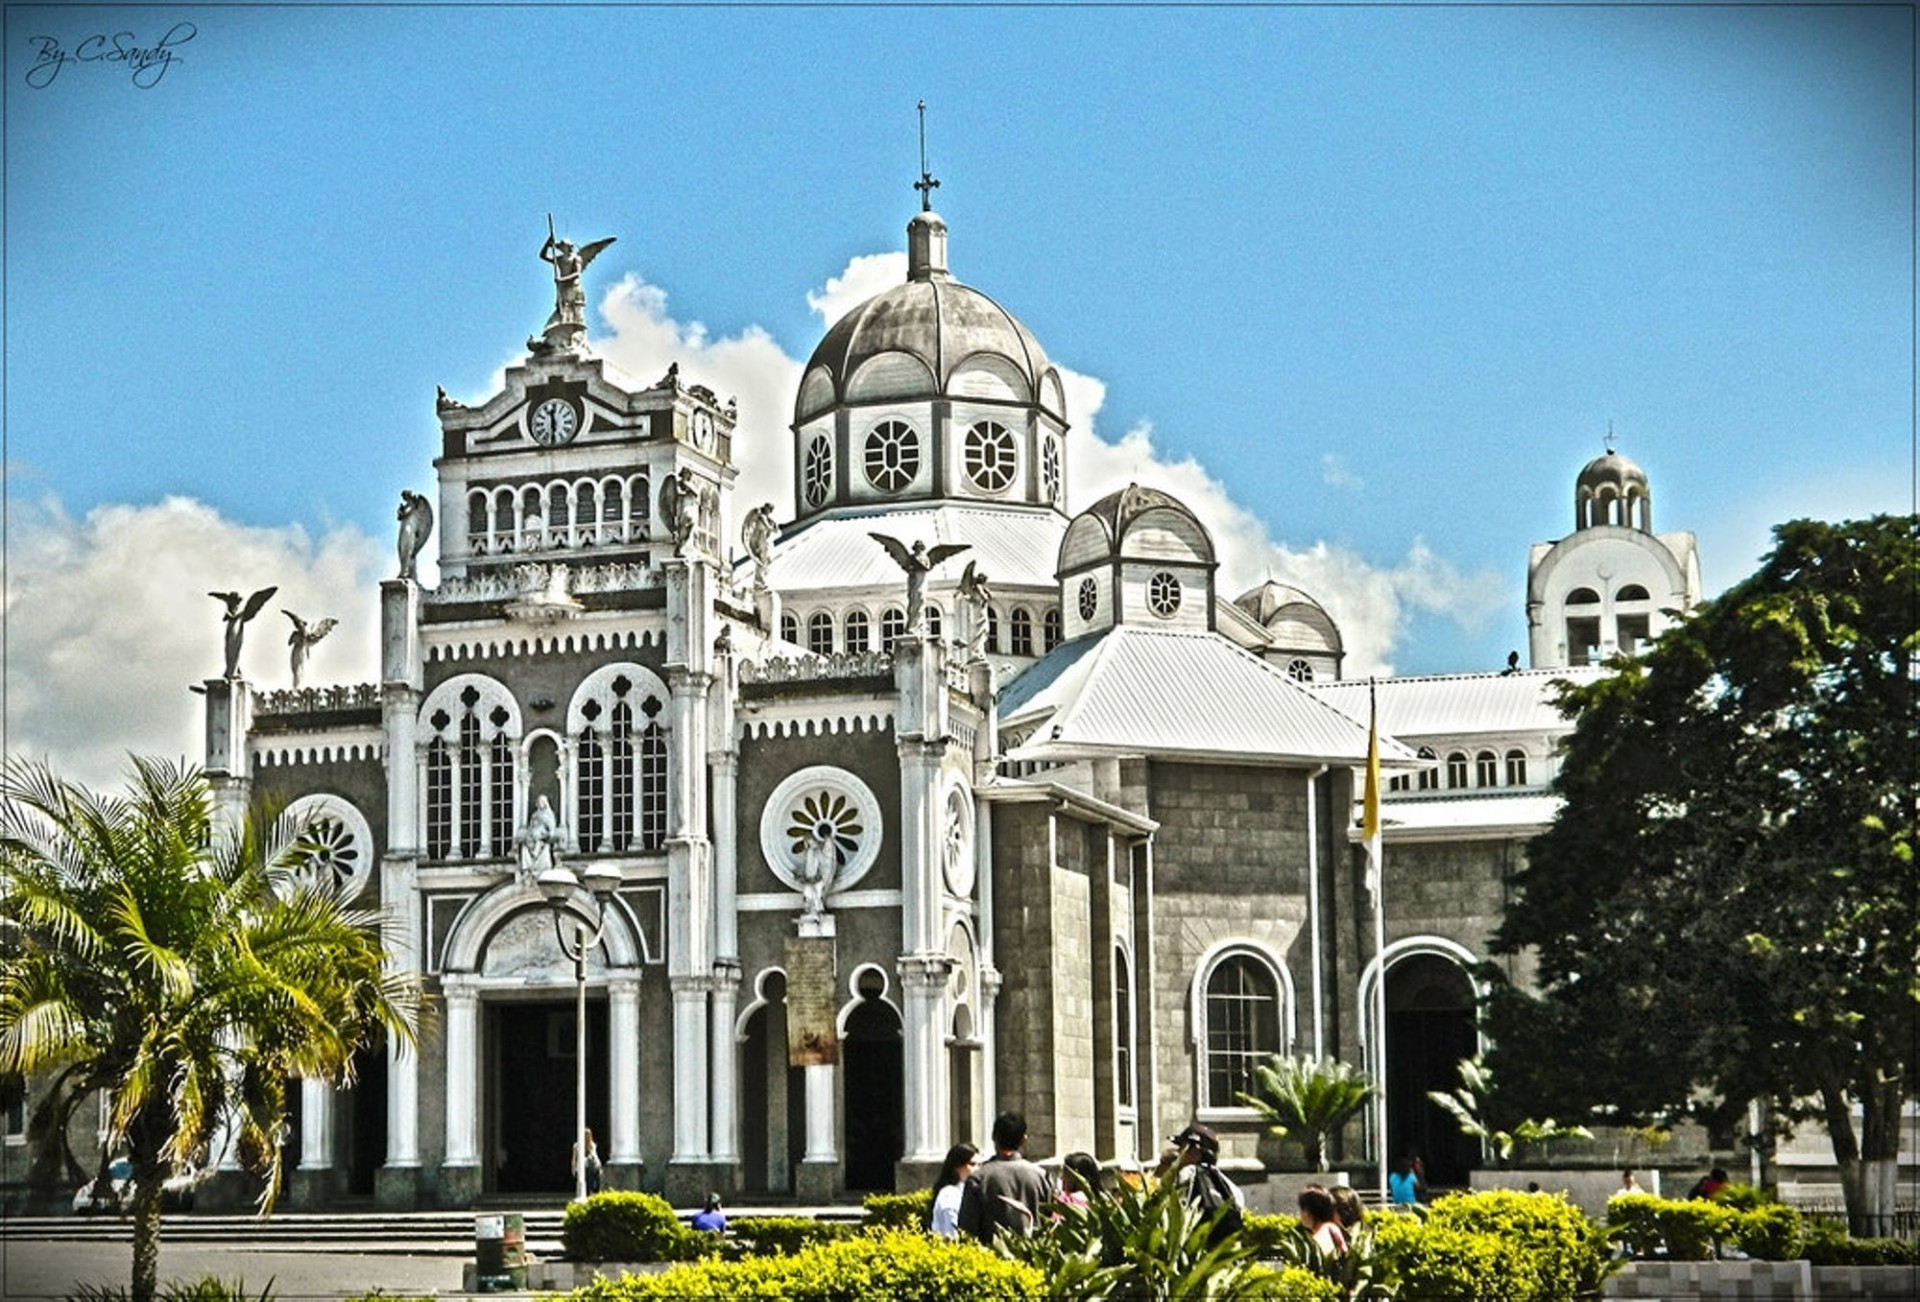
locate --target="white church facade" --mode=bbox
[179,202,1701,1209]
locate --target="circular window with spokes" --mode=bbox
[1041,436,1062,505]
[964,421,1017,493]
[803,434,834,509]
[864,421,920,494]
[1147,571,1182,618]
[1077,576,1098,622]
[271,794,375,901]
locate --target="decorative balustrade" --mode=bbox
[255,682,383,716]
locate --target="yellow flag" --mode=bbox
[1363,678,1382,901]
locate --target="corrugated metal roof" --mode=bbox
[764,504,1067,595]
[1002,626,1421,767]
[1310,667,1608,738]
[1349,791,1565,839]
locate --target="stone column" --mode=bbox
[608,974,644,1168]
[708,965,741,1166]
[897,954,953,1164]
[442,977,480,1167]
[378,581,425,1208]
[300,1076,333,1169]
[670,977,711,1162]
[802,1064,836,1164]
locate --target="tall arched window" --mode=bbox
[807,611,834,655]
[845,609,872,653]
[571,667,671,855]
[1042,608,1062,653]
[1446,752,1469,789]
[925,605,943,639]
[1114,949,1136,1110]
[1010,608,1034,657]
[1475,751,1498,787]
[880,607,907,650]
[1202,952,1282,1107]
[780,612,800,644]
[419,677,520,861]
[984,604,1000,654]
[1417,747,1439,792]
[1505,749,1529,786]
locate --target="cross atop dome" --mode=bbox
[914,99,941,213]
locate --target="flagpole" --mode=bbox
[1364,678,1390,1201]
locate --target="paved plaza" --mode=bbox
[1,1239,468,1301]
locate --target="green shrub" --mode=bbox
[1606,1191,1737,1261]
[566,1230,1042,1301]
[69,1280,276,1302]
[1426,1188,1614,1298]
[560,1190,711,1262]
[1369,1212,1530,1302]
[722,1215,858,1258]
[1714,1181,1774,1211]
[1731,1202,1804,1261]
[1236,1263,1347,1300]
[862,1187,934,1229]
[995,1177,1267,1301]
[1241,1211,1299,1258]
[1801,1220,1920,1266]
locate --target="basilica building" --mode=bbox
[189,201,1696,1209]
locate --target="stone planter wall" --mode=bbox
[1605,1260,1813,1299]
[1811,1265,1920,1299]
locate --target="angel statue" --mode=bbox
[956,560,993,660]
[533,217,615,353]
[869,533,969,632]
[285,612,338,689]
[741,503,777,588]
[209,586,278,680]
[397,490,434,579]
[658,467,698,555]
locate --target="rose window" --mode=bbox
[784,789,865,869]
[942,784,975,897]
[271,794,375,901]
[1077,577,1098,622]
[1147,571,1182,618]
[864,421,920,494]
[964,422,1017,493]
[803,434,834,509]
[758,766,884,899]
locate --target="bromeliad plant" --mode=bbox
[1236,1054,1376,1172]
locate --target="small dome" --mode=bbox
[1234,581,1344,658]
[1066,484,1216,568]
[1574,447,1653,532]
[794,210,1061,425]
[1234,581,1323,626]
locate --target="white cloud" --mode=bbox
[4,496,383,792]
[806,253,906,328]
[1320,454,1362,491]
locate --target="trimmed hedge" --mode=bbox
[566,1230,1043,1301]
[1370,1213,1534,1302]
[1606,1192,1736,1261]
[1801,1221,1920,1267]
[1234,1264,1347,1300]
[862,1188,934,1229]
[560,1191,712,1263]
[1426,1188,1612,1299]
[722,1215,859,1259]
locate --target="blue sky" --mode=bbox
[4,3,1913,785]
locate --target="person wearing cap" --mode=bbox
[957,1111,1054,1245]
[690,1192,726,1232]
[1170,1122,1245,1242]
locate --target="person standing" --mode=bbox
[570,1128,602,1196]
[929,1143,978,1237]
[1388,1153,1424,1206]
[957,1112,1054,1245]
[1170,1123,1244,1243]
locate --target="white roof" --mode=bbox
[1357,791,1565,842]
[1309,666,1608,739]
[764,504,1067,596]
[1000,626,1421,768]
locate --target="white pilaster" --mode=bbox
[609,975,644,1165]
[443,977,480,1167]
[897,955,952,1163]
[670,977,711,1162]
[708,968,740,1164]
[802,1062,836,1163]
[299,1075,333,1169]
[383,856,421,1168]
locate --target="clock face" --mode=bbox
[691,410,715,452]
[530,397,578,446]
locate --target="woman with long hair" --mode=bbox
[929,1142,978,1236]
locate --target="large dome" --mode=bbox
[793,212,1064,425]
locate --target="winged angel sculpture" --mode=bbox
[869,533,970,633]
[285,612,338,689]
[209,587,278,679]
[533,217,616,353]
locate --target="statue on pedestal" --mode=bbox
[658,468,698,555]
[869,533,969,632]
[285,612,338,688]
[742,503,777,588]
[531,217,615,354]
[515,796,564,883]
[208,586,278,679]
[956,560,993,659]
[397,490,434,579]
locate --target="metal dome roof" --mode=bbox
[1576,450,1648,491]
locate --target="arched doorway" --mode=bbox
[1384,952,1479,1187]
[740,973,805,1196]
[345,1041,388,1196]
[841,978,902,1192]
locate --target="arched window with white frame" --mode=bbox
[845,608,872,653]
[570,665,671,855]
[419,675,521,861]
[1196,946,1287,1109]
[1114,947,1137,1110]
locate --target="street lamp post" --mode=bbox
[538,861,623,1204]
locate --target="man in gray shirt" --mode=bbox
[956,1111,1054,1245]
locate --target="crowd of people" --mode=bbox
[927,1109,1382,1258]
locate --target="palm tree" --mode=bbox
[0,758,419,1302]
[1238,1054,1376,1172]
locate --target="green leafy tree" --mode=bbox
[1425,1056,1591,1165]
[1236,1054,1375,1171]
[1486,516,1918,1234]
[0,758,420,1302]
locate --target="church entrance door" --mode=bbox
[841,992,902,1192]
[487,999,608,1195]
[1384,954,1478,1188]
